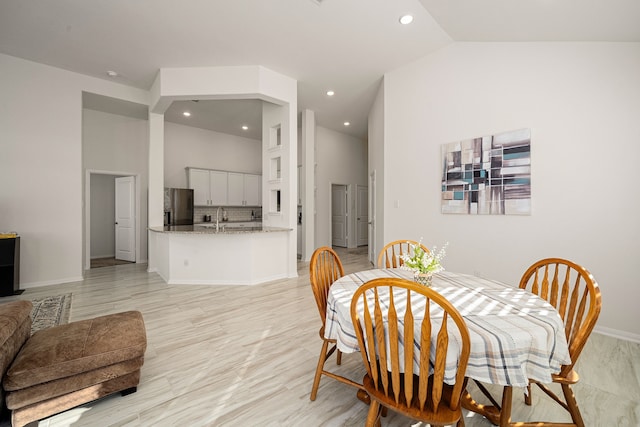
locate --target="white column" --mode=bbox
[148,112,164,227]
[301,109,316,261]
[147,112,164,273]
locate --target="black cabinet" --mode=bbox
[0,236,20,296]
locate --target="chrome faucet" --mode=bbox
[215,206,227,231]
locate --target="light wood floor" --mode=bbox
[3,247,639,426]
[90,257,135,269]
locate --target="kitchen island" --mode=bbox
[148,224,292,285]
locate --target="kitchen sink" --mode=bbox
[221,225,263,231]
[195,222,262,232]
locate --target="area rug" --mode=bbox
[29,293,72,334]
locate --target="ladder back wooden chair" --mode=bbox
[351,278,471,426]
[501,258,602,427]
[377,240,429,269]
[309,246,363,401]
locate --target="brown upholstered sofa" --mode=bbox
[0,301,31,420]
[0,300,147,427]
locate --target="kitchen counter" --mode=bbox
[149,224,289,234]
[148,222,293,286]
[193,219,263,226]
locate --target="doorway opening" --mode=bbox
[356,184,368,247]
[368,170,376,264]
[331,184,348,248]
[85,171,139,270]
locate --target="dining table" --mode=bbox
[324,268,571,426]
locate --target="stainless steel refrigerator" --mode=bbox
[164,188,194,225]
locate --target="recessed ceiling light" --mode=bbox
[399,14,413,25]
[326,90,335,96]
[344,122,350,127]
[183,111,191,117]
[242,125,249,130]
[106,70,118,77]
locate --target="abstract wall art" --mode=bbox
[441,128,531,215]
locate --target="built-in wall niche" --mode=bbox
[269,124,282,149]
[270,156,281,181]
[269,189,281,214]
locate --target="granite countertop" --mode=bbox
[148,224,291,234]
[193,219,262,226]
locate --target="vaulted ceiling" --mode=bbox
[1,0,638,140]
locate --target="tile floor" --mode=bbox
[1,247,638,426]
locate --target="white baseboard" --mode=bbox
[20,275,84,289]
[594,325,640,344]
[166,273,289,286]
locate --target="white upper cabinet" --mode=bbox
[189,168,212,206]
[244,174,261,206]
[227,173,244,206]
[209,170,228,205]
[228,172,261,206]
[188,168,228,206]
[189,168,260,206]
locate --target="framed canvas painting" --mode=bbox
[441,129,531,215]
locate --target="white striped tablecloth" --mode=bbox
[324,269,571,388]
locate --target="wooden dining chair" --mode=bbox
[501,258,602,427]
[351,277,471,426]
[309,246,363,401]
[377,240,429,269]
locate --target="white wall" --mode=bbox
[89,174,116,258]
[83,108,149,263]
[315,126,368,248]
[381,42,640,339]
[0,53,148,288]
[164,122,262,188]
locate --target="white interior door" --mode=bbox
[356,185,368,247]
[369,171,376,264]
[115,176,136,262]
[331,184,347,248]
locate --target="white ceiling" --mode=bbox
[419,0,640,42]
[2,0,638,140]
[165,99,265,141]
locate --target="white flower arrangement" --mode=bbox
[401,240,448,275]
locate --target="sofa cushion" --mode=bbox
[4,311,146,391]
[0,300,33,413]
[11,371,141,427]
[5,356,144,409]
[0,300,32,379]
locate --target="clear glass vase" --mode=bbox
[413,271,433,287]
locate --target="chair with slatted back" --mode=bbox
[503,258,602,427]
[377,240,429,269]
[309,246,363,401]
[351,277,471,426]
